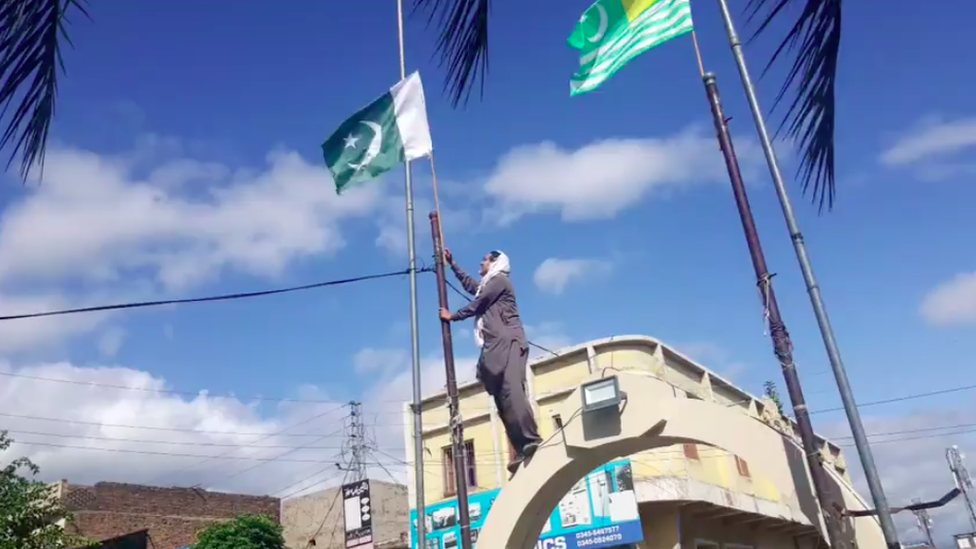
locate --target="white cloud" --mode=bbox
[0,147,381,291]
[533,257,613,295]
[481,127,763,223]
[0,143,387,353]
[0,343,482,500]
[881,116,976,167]
[920,272,976,326]
[97,327,127,358]
[0,361,351,496]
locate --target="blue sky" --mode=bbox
[1,0,975,543]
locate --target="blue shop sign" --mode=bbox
[411,459,643,549]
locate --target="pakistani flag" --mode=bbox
[568,0,694,95]
[322,71,433,193]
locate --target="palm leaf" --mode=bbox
[746,0,842,212]
[0,0,87,180]
[412,0,490,107]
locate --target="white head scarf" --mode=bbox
[474,251,510,348]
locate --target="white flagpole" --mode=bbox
[395,0,428,546]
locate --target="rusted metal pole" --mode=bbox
[702,72,843,548]
[429,211,473,549]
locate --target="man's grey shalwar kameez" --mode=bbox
[449,260,542,456]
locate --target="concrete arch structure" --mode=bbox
[476,371,828,549]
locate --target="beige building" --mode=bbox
[401,335,886,549]
[281,479,410,549]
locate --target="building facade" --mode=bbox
[281,479,411,549]
[401,335,887,549]
[51,480,280,549]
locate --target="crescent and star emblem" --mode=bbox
[589,4,609,43]
[347,120,383,171]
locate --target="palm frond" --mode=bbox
[746,0,841,213]
[0,0,87,180]
[412,0,490,107]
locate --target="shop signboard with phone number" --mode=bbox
[410,459,643,549]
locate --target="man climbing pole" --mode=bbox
[439,249,543,473]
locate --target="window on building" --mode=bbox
[442,440,478,496]
[735,455,751,478]
[683,443,700,461]
[464,440,477,487]
[552,414,563,431]
[441,446,456,497]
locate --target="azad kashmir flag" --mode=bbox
[322,71,433,193]
[568,0,694,95]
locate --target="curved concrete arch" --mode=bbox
[476,371,820,549]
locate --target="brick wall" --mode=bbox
[62,482,280,549]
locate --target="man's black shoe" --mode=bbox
[507,455,524,475]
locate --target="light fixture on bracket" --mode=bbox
[580,376,625,414]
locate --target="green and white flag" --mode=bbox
[568,0,694,95]
[322,71,433,193]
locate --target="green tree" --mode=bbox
[0,431,91,549]
[1,0,839,211]
[763,379,786,418]
[194,514,284,549]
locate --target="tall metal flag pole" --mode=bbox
[711,1,900,547]
[698,64,844,549]
[394,0,427,545]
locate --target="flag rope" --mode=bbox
[691,30,706,78]
[429,151,447,252]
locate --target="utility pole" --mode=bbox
[911,497,935,547]
[342,401,368,481]
[429,211,473,549]
[947,446,976,532]
[710,0,899,546]
[701,72,843,548]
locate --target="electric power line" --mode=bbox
[0,429,351,449]
[829,422,976,441]
[0,410,344,435]
[274,465,345,499]
[0,370,342,404]
[0,267,433,321]
[811,383,976,414]
[836,429,976,446]
[305,470,349,548]
[6,440,342,463]
[145,407,349,486]
[218,425,349,483]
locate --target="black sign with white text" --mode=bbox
[342,480,374,549]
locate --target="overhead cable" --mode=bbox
[0,370,343,404]
[811,383,976,414]
[0,410,342,436]
[0,267,433,321]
